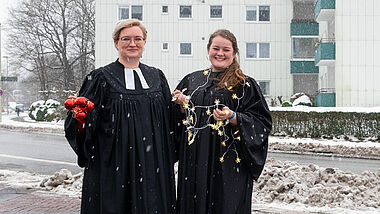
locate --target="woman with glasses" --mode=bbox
[172,29,272,214]
[65,19,176,214]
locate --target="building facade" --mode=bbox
[95,0,294,103]
[315,0,380,107]
[95,0,380,107]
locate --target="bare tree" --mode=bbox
[5,0,95,100]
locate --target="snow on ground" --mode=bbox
[1,111,380,213]
[270,106,380,113]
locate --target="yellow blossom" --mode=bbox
[227,86,233,91]
[203,70,209,75]
[232,94,238,99]
[191,107,195,112]
[246,82,251,87]
[236,136,241,141]
[235,158,241,163]
[183,103,189,109]
[218,130,223,136]
[182,120,188,125]
[190,115,194,123]
[221,141,226,146]
[187,132,193,141]
[219,157,224,162]
[214,99,220,105]
[188,138,194,145]
[234,130,240,135]
[217,121,224,126]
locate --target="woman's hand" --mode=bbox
[213,107,237,126]
[172,89,189,113]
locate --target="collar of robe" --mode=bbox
[124,67,150,90]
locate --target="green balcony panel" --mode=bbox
[315,0,335,21]
[316,93,336,107]
[291,61,319,74]
[315,42,335,66]
[290,23,319,36]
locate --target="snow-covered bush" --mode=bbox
[270,110,380,141]
[29,99,60,122]
[281,101,292,107]
[291,93,313,107]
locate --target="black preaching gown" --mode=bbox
[65,60,176,214]
[174,69,272,214]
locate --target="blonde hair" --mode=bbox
[207,29,246,89]
[112,19,147,43]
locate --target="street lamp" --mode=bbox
[2,56,9,114]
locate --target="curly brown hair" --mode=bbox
[207,29,246,90]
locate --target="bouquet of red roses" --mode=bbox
[64,96,95,132]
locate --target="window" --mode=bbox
[210,5,222,18]
[246,43,257,58]
[119,5,143,20]
[180,6,192,18]
[131,6,143,20]
[162,5,168,14]
[180,43,192,55]
[119,6,129,20]
[162,43,168,51]
[259,6,270,21]
[246,6,257,21]
[246,43,270,59]
[292,37,318,59]
[246,5,270,22]
[257,81,270,95]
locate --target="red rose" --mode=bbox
[75,97,88,108]
[64,99,76,110]
[85,101,95,112]
[75,110,87,121]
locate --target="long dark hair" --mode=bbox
[207,29,246,90]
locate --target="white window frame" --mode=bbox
[246,42,271,59]
[162,42,169,51]
[179,43,192,56]
[210,5,222,19]
[257,81,270,95]
[179,5,192,19]
[162,5,168,14]
[118,5,143,21]
[246,5,270,23]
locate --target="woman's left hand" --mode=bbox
[213,107,237,126]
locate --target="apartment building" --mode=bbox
[315,0,380,107]
[95,0,294,102]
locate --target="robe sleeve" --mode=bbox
[158,69,179,163]
[235,77,272,180]
[64,69,106,167]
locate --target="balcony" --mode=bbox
[315,41,335,66]
[315,0,335,22]
[290,61,319,74]
[316,90,336,107]
[290,23,319,36]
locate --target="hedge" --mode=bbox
[270,110,380,141]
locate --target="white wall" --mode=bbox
[95,0,293,100]
[335,0,380,107]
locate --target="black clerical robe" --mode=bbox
[174,70,272,214]
[65,60,176,214]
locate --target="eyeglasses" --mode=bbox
[119,36,145,45]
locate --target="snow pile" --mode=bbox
[253,158,380,211]
[0,170,46,189]
[40,169,82,197]
[270,140,380,159]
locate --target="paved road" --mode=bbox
[0,129,81,174]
